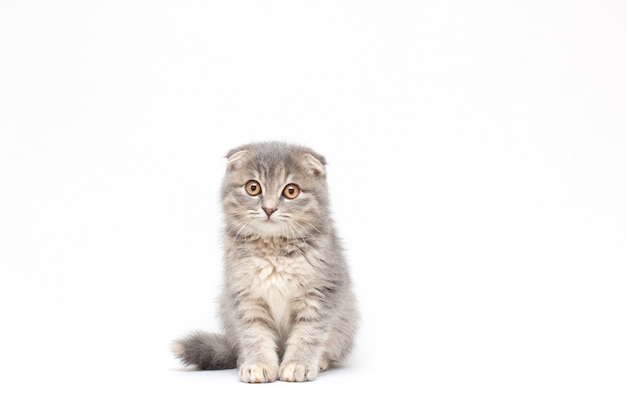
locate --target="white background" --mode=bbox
[1,1,625,416]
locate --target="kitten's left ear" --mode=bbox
[302,152,326,178]
[225,148,250,171]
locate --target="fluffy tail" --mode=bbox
[171,331,238,370]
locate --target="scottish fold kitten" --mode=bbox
[172,142,358,383]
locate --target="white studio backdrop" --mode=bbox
[1,1,625,416]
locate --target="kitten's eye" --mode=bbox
[245,180,262,196]
[282,184,300,199]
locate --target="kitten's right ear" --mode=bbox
[302,152,326,178]
[225,148,250,171]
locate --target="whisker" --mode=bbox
[232,221,249,244]
[287,220,311,246]
[293,218,323,236]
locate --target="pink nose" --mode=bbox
[262,207,277,218]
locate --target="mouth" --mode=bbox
[253,216,285,235]
[256,216,281,227]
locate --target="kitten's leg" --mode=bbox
[279,306,329,382]
[318,353,330,372]
[235,300,280,383]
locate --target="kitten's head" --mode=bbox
[222,142,330,239]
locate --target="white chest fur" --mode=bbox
[247,254,314,333]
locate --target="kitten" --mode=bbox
[172,142,359,383]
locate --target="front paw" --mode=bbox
[279,362,319,382]
[239,362,278,383]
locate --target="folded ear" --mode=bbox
[225,148,249,171]
[302,152,326,178]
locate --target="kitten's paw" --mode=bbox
[279,362,319,382]
[239,363,278,383]
[318,354,330,372]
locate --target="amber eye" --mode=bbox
[282,184,300,199]
[245,180,262,196]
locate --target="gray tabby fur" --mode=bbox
[172,142,359,383]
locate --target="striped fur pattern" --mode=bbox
[173,142,358,383]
